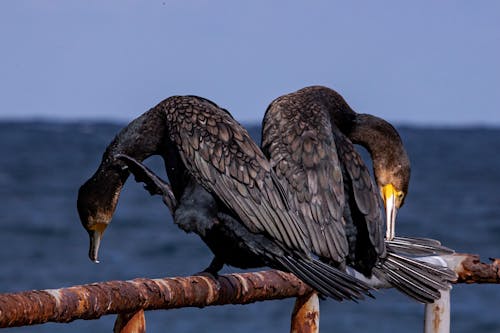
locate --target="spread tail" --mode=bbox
[374,246,457,303]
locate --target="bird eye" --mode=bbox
[396,191,404,199]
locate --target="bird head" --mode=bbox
[375,154,410,241]
[77,168,125,263]
[350,113,411,241]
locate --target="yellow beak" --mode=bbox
[382,184,398,241]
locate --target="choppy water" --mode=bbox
[1,121,500,332]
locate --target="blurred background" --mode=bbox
[1,1,499,332]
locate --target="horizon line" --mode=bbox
[1,117,500,130]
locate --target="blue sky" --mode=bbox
[1,1,499,125]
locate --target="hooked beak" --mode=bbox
[382,184,398,241]
[88,229,103,264]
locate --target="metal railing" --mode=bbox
[0,253,498,333]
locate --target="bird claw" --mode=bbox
[194,270,221,291]
[195,270,219,280]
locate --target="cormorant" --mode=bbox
[77,93,455,303]
[266,86,410,242]
[261,85,455,301]
[77,95,371,301]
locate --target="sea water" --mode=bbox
[1,122,499,332]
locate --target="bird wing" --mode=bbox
[115,153,177,214]
[262,99,349,263]
[333,131,385,256]
[159,95,310,254]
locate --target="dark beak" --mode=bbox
[88,229,103,263]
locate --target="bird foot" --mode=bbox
[194,270,219,280]
[193,257,224,289]
[194,270,221,291]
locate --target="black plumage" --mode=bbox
[261,86,456,302]
[77,90,456,304]
[77,95,371,301]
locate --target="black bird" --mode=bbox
[77,95,372,301]
[267,86,409,242]
[261,85,456,302]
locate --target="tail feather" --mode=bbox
[384,255,448,291]
[383,268,441,302]
[389,252,457,281]
[278,256,372,301]
[383,258,442,300]
[374,250,457,303]
[281,257,347,300]
[386,236,454,257]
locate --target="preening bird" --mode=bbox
[265,86,410,241]
[77,91,455,303]
[261,85,455,301]
[77,95,372,301]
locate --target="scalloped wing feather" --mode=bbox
[160,96,310,254]
[262,99,349,262]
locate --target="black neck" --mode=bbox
[78,106,170,217]
[347,113,409,188]
[348,114,401,160]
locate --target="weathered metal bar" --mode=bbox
[0,253,498,329]
[443,254,500,284]
[424,288,451,333]
[0,270,312,328]
[290,291,319,333]
[113,310,146,333]
[421,253,500,333]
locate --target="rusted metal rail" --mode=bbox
[444,254,500,284]
[0,253,498,331]
[0,270,311,329]
[423,253,500,333]
[290,291,319,333]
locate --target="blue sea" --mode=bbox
[1,121,500,332]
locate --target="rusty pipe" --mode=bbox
[0,270,312,328]
[1,253,499,329]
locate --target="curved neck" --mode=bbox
[78,106,170,217]
[98,106,170,189]
[347,114,409,187]
[348,114,399,159]
[104,107,169,166]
